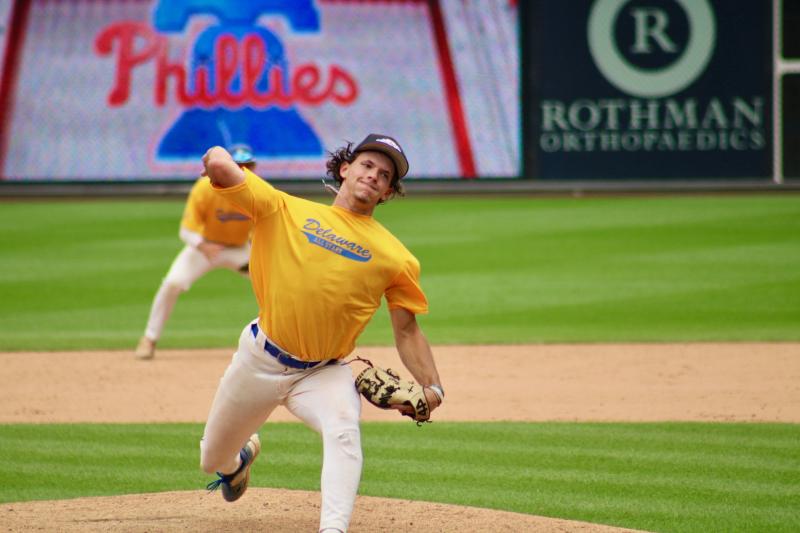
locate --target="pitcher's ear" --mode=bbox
[339,161,350,180]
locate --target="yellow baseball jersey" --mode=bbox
[214,168,428,361]
[181,176,251,246]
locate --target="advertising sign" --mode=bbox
[1,0,519,181]
[525,0,772,180]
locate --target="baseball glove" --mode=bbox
[354,360,430,424]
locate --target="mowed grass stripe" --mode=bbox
[1,195,799,349]
[358,423,800,532]
[1,422,798,532]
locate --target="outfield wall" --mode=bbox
[1,0,799,192]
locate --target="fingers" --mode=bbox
[201,146,230,176]
[201,147,215,169]
[391,404,414,415]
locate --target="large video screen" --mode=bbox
[0,0,519,181]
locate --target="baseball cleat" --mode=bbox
[206,433,261,502]
[134,336,156,360]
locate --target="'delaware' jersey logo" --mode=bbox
[301,218,372,262]
[215,208,249,222]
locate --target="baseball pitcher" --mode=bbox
[199,134,444,533]
[135,146,256,359]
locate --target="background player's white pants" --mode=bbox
[200,321,363,532]
[143,244,249,341]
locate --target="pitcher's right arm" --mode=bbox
[202,146,244,188]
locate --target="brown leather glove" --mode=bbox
[355,364,431,423]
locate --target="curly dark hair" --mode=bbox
[325,142,405,204]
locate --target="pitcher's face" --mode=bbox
[339,151,395,209]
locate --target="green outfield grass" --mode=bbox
[1,193,799,532]
[0,194,798,350]
[1,422,798,533]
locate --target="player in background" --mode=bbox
[134,145,256,360]
[199,134,444,532]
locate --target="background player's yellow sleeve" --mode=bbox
[180,178,207,234]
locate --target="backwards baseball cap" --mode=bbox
[353,133,409,179]
[229,144,255,165]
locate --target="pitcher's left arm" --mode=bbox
[390,307,444,411]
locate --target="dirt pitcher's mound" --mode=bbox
[0,488,647,532]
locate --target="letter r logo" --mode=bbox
[630,7,677,54]
[587,0,716,98]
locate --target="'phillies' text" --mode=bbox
[94,21,359,108]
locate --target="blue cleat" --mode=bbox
[206,434,261,502]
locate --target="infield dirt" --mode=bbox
[2,342,798,532]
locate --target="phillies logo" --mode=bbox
[94,23,357,108]
[93,0,358,161]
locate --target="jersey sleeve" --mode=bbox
[212,168,283,221]
[180,178,206,234]
[385,256,429,314]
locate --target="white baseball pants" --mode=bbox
[143,244,249,341]
[200,320,363,533]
